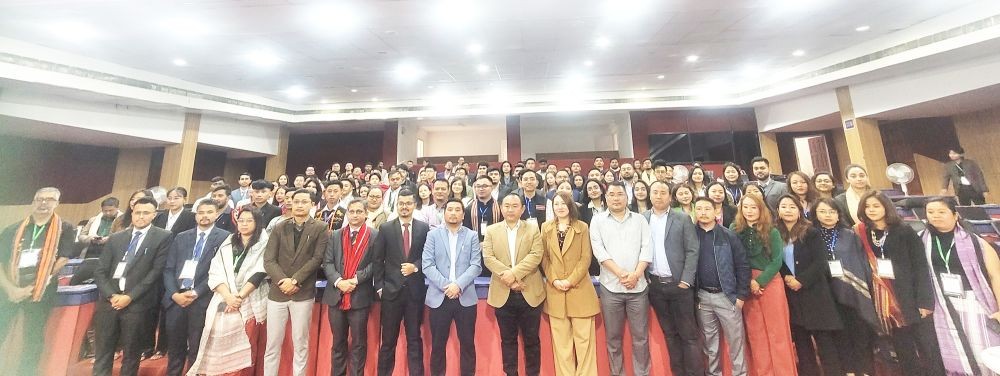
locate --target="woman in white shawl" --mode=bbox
[188,209,270,376]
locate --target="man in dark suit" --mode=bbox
[210,185,235,232]
[242,179,282,225]
[643,180,703,376]
[162,200,230,376]
[940,146,990,205]
[153,187,197,235]
[93,197,173,376]
[375,188,430,376]
[323,199,380,376]
[750,157,788,210]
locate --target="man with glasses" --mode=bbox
[516,170,546,230]
[0,187,79,375]
[464,176,501,243]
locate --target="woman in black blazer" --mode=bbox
[776,195,844,376]
[855,191,944,376]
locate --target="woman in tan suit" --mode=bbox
[541,191,601,376]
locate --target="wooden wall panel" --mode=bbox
[953,105,1000,201]
[878,117,959,195]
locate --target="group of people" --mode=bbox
[0,146,996,376]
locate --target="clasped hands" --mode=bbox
[617,270,641,290]
[110,294,133,310]
[498,270,526,292]
[278,278,300,295]
[171,290,198,308]
[335,277,358,293]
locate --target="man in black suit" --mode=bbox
[375,188,430,376]
[153,187,197,235]
[323,199,380,376]
[162,200,230,376]
[93,197,173,376]
[242,179,283,225]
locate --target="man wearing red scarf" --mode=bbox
[322,198,380,376]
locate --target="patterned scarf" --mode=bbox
[8,215,62,302]
[470,198,501,232]
[856,222,907,333]
[340,225,371,310]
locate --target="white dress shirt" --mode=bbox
[119,227,147,291]
[448,228,459,282]
[505,221,520,268]
[648,210,672,278]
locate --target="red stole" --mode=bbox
[340,225,371,310]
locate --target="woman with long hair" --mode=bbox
[112,189,154,232]
[688,166,708,197]
[921,197,1000,375]
[602,170,616,186]
[628,180,652,213]
[275,174,289,189]
[546,181,579,222]
[835,164,873,226]
[292,174,306,189]
[706,181,737,228]
[449,177,472,207]
[855,191,944,375]
[812,172,839,200]
[786,171,817,218]
[776,194,844,376]
[579,179,606,225]
[671,184,696,222]
[572,175,586,196]
[499,161,517,195]
[731,193,797,376]
[723,162,745,205]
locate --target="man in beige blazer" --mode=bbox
[482,192,546,376]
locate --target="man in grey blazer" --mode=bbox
[323,199,380,376]
[751,157,788,210]
[644,181,703,376]
[422,198,483,376]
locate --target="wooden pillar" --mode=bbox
[265,126,289,180]
[758,132,782,174]
[836,87,890,189]
[505,115,521,162]
[160,113,200,190]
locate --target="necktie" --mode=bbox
[402,223,411,259]
[124,231,143,265]
[193,232,206,260]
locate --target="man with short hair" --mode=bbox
[305,165,317,178]
[364,186,388,229]
[375,189,430,376]
[210,185,235,232]
[692,197,750,376]
[81,197,122,258]
[516,170,546,230]
[422,199,482,376]
[591,182,652,376]
[593,157,605,171]
[482,193,545,376]
[940,146,990,205]
[609,158,621,179]
[644,181,703,376]
[537,159,548,173]
[231,172,253,206]
[570,161,582,176]
[193,176,233,211]
[0,187,79,375]
[750,157,787,209]
[587,168,603,183]
[523,158,544,184]
[620,162,637,201]
[418,179,451,229]
[652,160,675,188]
[263,189,330,376]
[244,179,282,225]
[464,176,501,243]
[93,196,172,376]
[487,167,503,200]
[154,187,196,235]
[383,170,406,217]
[162,201,229,376]
[324,199,379,376]
[331,162,343,177]
[316,182,347,231]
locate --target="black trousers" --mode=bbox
[791,325,842,376]
[165,302,208,376]
[0,296,55,376]
[957,185,986,206]
[647,281,703,376]
[93,302,150,376]
[495,292,541,376]
[891,318,945,376]
[378,289,426,376]
[833,304,875,375]
[329,305,371,376]
[429,299,477,376]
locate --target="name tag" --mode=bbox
[877,258,895,279]
[828,260,845,278]
[18,249,41,269]
[960,176,972,185]
[480,223,488,236]
[179,260,198,280]
[940,273,964,297]
[113,261,127,279]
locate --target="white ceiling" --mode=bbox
[0,0,989,107]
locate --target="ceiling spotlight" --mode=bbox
[686,55,699,62]
[584,60,594,67]
[477,64,490,73]
[283,85,309,99]
[595,36,611,49]
[855,25,870,32]
[244,49,282,68]
[172,58,188,66]
[394,61,425,83]
[792,49,806,57]
[466,43,484,55]
[657,75,665,80]
[350,88,358,93]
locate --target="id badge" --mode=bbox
[828,260,845,278]
[113,262,127,279]
[480,223,488,236]
[876,258,895,279]
[960,176,972,185]
[18,249,41,269]
[179,260,197,280]
[940,273,964,297]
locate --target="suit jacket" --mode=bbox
[230,187,251,206]
[422,226,482,308]
[247,202,283,228]
[540,220,600,318]
[481,220,546,308]
[760,180,789,210]
[162,227,230,309]
[263,217,329,302]
[941,158,989,193]
[322,226,380,309]
[641,209,700,286]
[153,210,196,235]
[94,226,173,311]
[857,222,936,325]
[374,218,430,301]
[779,227,844,330]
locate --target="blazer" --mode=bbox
[263,217,329,302]
[230,187,251,207]
[94,226,173,311]
[641,209,700,286]
[833,193,856,227]
[374,218,430,301]
[941,158,989,193]
[153,210,196,235]
[481,220,546,308]
[247,203,283,228]
[322,226,380,309]
[422,226,482,308]
[540,220,600,318]
[779,227,844,331]
[760,180,789,210]
[162,227,230,309]
[857,222,936,325]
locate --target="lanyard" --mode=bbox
[524,196,534,218]
[827,230,839,259]
[28,223,47,249]
[478,203,490,222]
[234,246,249,273]
[935,236,956,274]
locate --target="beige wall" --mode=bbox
[953,105,1000,199]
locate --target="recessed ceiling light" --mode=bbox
[855,25,870,32]
[320,99,330,104]
[466,43,484,55]
[350,88,358,93]
[584,60,594,67]
[371,97,379,102]
[47,21,100,42]
[283,85,309,99]
[244,49,282,68]
[427,85,435,89]
[595,36,611,49]
[394,61,425,83]
[792,49,806,57]
[477,64,490,73]
[686,55,699,62]
[657,75,665,80]
[172,58,188,66]
[417,117,424,120]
